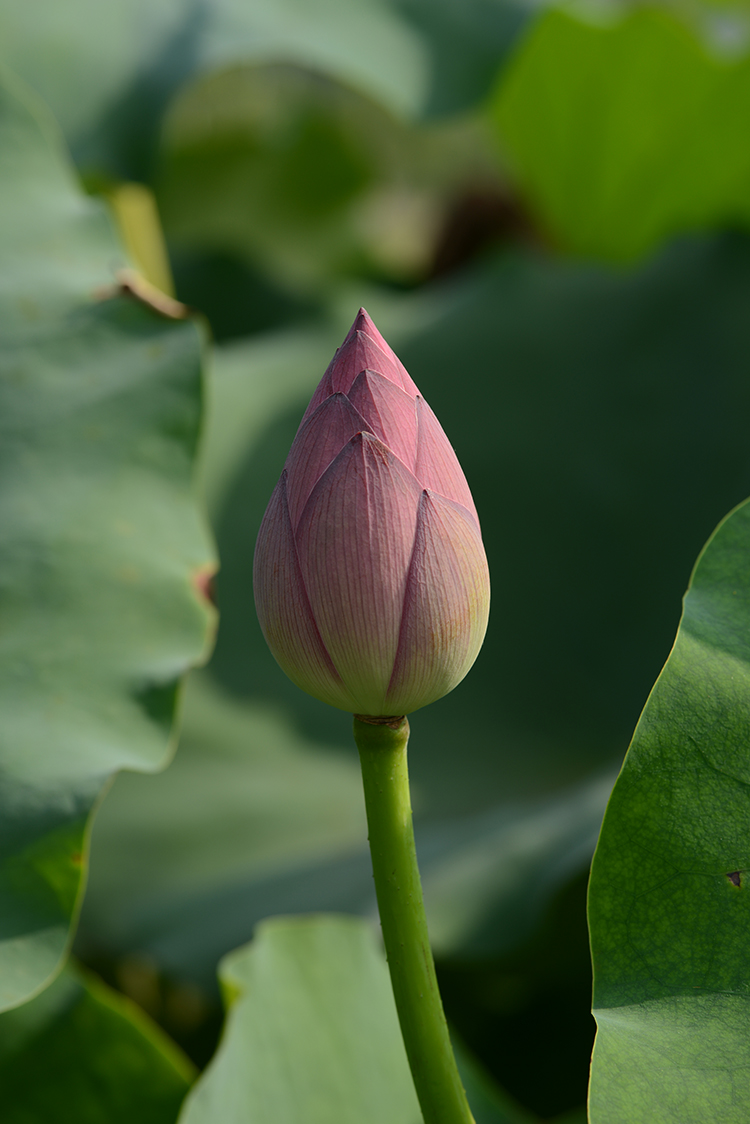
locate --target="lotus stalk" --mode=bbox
[254,309,489,1124]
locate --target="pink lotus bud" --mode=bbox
[253,309,490,717]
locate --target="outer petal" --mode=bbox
[299,367,335,428]
[253,473,358,712]
[295,432,422,715]
[328,330,414,397]
[385,490,490,715]
[284,393,371,530]
[347,369,418,471]
[414,395,478,525]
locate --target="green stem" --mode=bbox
[353,715,475,1124]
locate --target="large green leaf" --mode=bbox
[0,71,214,1010]
[491,7,750,261]
[588,499,750,1121]
[0,963,193,1123]
[0,0,529,181]
[178,915,422,1124]
[178,914,533,1124]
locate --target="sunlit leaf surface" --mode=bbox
[178,915,422,1124]
[492,8,750,260]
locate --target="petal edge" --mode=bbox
[253,474,358,712]
[386,490,490,714]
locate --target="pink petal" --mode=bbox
[253,473,358,712]
[414,396,478,524]
[295,432,422,716]
[342,308,419,397]
[341,308,389,351]
[299,367,334,427]
[299,310,419,428]
[347,369,418,472]
[386,490,490,715]
[285,393,372,530]
[329,330,412,396]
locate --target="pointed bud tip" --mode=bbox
[342,308,373,343]
[343,308,388,352]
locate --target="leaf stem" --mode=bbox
[354,715,475,1124]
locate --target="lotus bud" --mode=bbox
[253,309,490,717]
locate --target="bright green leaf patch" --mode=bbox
[492,7,750,261]
[178,915,423,1124]
[589,499,750,1121]
[0,964,194,1123]
[0,73,214,1010]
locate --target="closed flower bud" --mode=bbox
[253,309,490,717]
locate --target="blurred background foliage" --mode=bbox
[3,0,750,1118]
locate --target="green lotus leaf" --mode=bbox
[492,8,750,261]
[0,962,194,1123]
[0,71,215,1010]
[589,499,750,1121]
